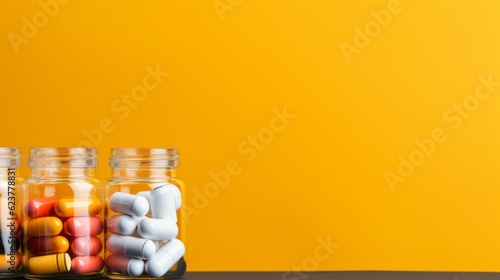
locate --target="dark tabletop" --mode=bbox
[183,272,499,280]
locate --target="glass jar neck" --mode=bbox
[109,148,180,181]
[28,148,98,179]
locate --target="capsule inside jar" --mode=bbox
[71,236,102,256]
[27,236,69,255]
[64,217,103,237]
[24,196,59,218]
[54,196,102,218]
[24,217,63,237]
[71,256,104,275]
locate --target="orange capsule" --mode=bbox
[54,197,102,218]
[71,256,104,274]
[71,236,102,256]
[64,217,103,237]
[0,252,22,272]
[27,236,69,255]
[24,196,59,218]
[24,217,63,237]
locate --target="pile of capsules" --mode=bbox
[106,184,185,277]
[24,196,104,275]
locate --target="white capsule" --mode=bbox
[109,192,149,217]
[106,235,156,260]
[149,184,182,210]
[136,191,152,215]
[138,218,178,241]
[106,254,144,277]
[145,239,185,277]
[157,184,181,210]
[150,185,178,223]
[170,185,182,209]
[107,215,138,235]
[138,186,181,214]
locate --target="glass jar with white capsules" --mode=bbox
[22,148,105,279]
[0,148,22,278]
[105,148,186,279]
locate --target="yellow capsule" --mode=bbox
[24,217,63,237]
[54,196,102,218]
[0,252,21,272]
[28,253,71,275]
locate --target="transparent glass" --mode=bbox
[22,148,105,279]
[0,148,22,278]
[106,148,186,279]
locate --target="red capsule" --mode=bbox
[71,256,104,274]
[71,236,102,256]
[24,196,59,218]
[64,217,103,237]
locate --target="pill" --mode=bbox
[136,191,151,215]
[106,235,156,260]
[145,239,185,277]
[0,252,21,272]
[137,218,178,241]
[107,215,138,236]
[28,253,71,274]
[106,254,144,277]
[169,185,182,209]
[150,185,177,222]
[27,236,69,255]
[71,256,104,274]
[54,196,102,218]
[25,217,63,237]
[24,196,59,218]
[109,193,149,217]
[71,236,102,256]
[148,184,182,210]
[64,217,103,237]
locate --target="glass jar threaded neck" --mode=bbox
[110,148,179,180]
[28,147,97,178]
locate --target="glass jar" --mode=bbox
[106,148,186,279]
[0,148,22,278]
[22,148,105,279]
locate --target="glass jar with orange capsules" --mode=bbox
[21,148,105,279]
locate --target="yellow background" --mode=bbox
[1,0,500,272]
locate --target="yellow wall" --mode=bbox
[1,0,500,272]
